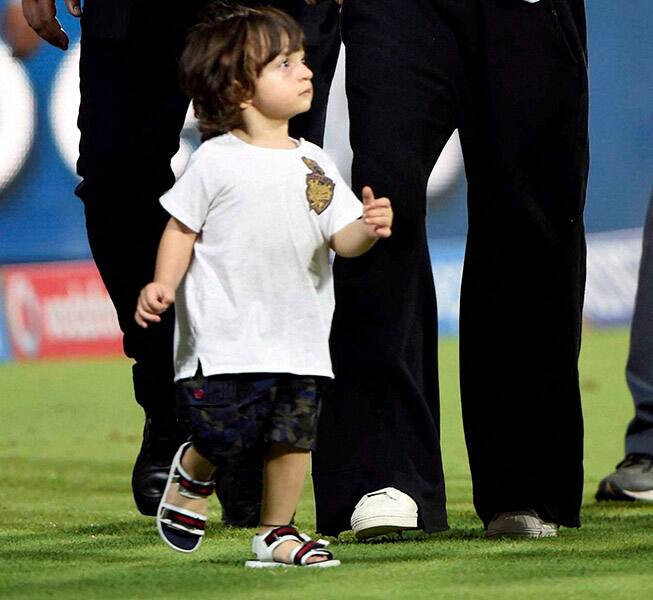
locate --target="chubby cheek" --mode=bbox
[255,89,301,117]
[257,96,287,118]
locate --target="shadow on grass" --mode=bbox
[333,526,485,546]
[582,502,653,518]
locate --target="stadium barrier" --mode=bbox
[0,261,121,362]
[0,227,642,363]
[431,228,643,336]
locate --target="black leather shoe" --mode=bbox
[131,417,184,516]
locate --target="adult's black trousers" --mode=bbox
[305,0,589,534]
[74,0,336,491]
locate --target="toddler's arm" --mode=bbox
[134,217,198,328]
[330,186,393,257]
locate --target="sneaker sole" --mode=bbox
[485,527,558,538]
[620,489,653,501]
[486,528,558,539]
[352,515,418,540]
[597,480,653,502]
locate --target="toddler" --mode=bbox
[135,3,393,568]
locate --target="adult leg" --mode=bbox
[625,194,653,456]
[76,0,263,522]
[312,0,462,536]
[457,0,589,529]
[76,0,200,516]
[285,0,341,145]
[596,192,653,501]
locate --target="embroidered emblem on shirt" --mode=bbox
[302,157,335,215]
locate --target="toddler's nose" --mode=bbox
[301,64,313,80]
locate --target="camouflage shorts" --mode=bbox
[175,371,324,465]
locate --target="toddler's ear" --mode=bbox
[235,81,253,110]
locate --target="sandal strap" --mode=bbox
[252,526,304,560]
[292,539,333,566]
[160,504,206,536]
[263,525,301,547]
[173,447,215,499]
[175,474,214,498]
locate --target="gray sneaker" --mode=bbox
[596,454,653,502]
[486,510,559,538]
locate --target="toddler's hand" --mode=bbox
[362,186,393,239]
[135,282,174,328]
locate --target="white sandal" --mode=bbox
[245,525,341,568]
[156,442,214,553]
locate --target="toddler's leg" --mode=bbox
[249,376,339,566]
[260,443,309,528]
[162,445,215,515]
[165,372,275,555]
[253,443,332,566]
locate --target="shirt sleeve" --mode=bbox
[313,150,363,241]
[159,148,216,233]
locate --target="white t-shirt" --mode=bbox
[160,132,363,380]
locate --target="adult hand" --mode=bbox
[3,2,41,57]
[22,0,82,51]
[362,186,393,239]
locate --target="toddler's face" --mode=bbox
[249,49,313,121]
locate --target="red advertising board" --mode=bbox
[1,261,122,360]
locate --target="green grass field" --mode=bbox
[1,328,652,599]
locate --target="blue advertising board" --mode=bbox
[0,2,87,263]
[428,227,645,336]
[0,273,12,361]
[1,0,652,267]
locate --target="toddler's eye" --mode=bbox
[280,59,290,68]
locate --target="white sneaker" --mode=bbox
[485,510,559,538]
[350,487,419,540]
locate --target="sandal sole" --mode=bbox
[244,560,341,569]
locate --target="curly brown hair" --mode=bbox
[180,3,305,141]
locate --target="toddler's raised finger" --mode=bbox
[364,208,390,218]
